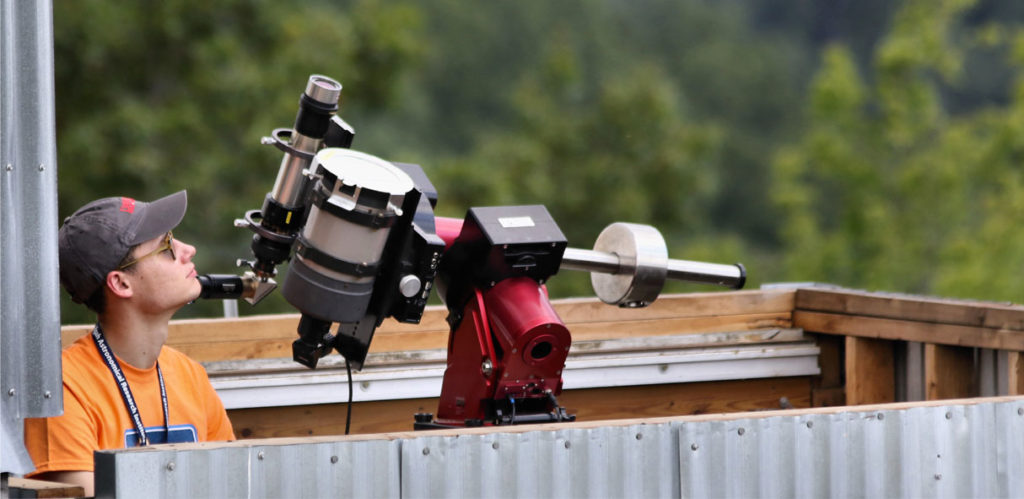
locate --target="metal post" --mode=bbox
[0,0,63,475]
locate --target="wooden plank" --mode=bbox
[809,333,844,407]
[560,313,791,341]
[61,290,793,346]
[61,324,91,346]
[552,289,796,324]
[811,387,846,407]
[226,376,812,438]
[559,377,811,419]
[171,340,294,363]
[845,336,895,405]
[812,334,844,388]
[796,288,1024,330]
[1009,351,1024,396]
[793,310,1024,351]
[229,397,439,438]
[60,314,310,348]
[176,312,790,362]
[925,344,976,400]
[62,294,794,361]
[7,477,86,498]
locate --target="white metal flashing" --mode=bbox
[207,328,820,410]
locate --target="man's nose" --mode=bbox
[175,239,197,261]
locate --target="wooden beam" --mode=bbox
[813,334,844,388]
[1010,352,1024,396]
[226,376,813,438]
[810,333,845,407]
[553,288,796,324]
[7,477,86,498]
[61,290,797,362]
[793,310,1024,351]
[134,311,793,363]
[925,344,976,400]
[559,377,811,419]
[559,313,791,341]
[796,288,1024,330]
[845,336,895,405]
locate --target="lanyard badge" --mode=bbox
[92,325,169,446]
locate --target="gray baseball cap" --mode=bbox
[58,190,188,303]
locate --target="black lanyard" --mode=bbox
[91,324,169,447]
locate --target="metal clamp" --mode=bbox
[234,210,299,245]
[261,128,315,161]
[294,238,379,277]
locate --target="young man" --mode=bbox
[24,190,235,496]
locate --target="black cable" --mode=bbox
[345,359,353,435]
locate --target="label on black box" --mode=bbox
[498,216,535,228]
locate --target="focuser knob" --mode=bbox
[399,275,422,298]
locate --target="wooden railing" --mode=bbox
[793,287,1024,404]
[60,289,796,361]
[58,286,1024,437]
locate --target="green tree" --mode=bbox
[53,0,424,323]
[772,0,1024,301]
[431,47,723,297]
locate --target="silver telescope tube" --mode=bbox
[559,223,745,307]
[270,75,343,207]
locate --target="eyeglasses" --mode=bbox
[118,231,176,270]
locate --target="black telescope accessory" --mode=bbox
[196,272,278,305]
[559,222,746,307]
[324,116,356,149]
[490,392,575,425]
[197,274,245,300]
[234,203,298,278]
[292,75,342,139]
[280,148,418,367]
[293,315,336,369]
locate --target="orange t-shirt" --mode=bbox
[24,333,235,475]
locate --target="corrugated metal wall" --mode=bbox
[95,439,401,498]
[95,396,1024,498]
[0,0,64,475]
[678,400,1023,498]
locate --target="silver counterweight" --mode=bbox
[560,222,745,307]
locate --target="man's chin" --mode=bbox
[185,282,203,304]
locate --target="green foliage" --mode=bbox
[53,0,424,323]
[51,0,1024,324]
[435,60,723,296]
[771,0,1024,301]
[54,0,808,323]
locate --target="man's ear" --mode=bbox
[105,270,134,299]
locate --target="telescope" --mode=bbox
[202,74,745,427]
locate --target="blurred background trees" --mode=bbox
[51,0,1024,323]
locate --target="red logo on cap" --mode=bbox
[120,198,136,213]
